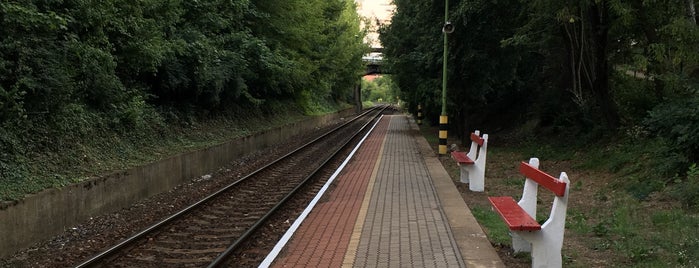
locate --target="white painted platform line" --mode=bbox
[258,115,385,268]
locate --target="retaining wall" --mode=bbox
[0,109,356,257]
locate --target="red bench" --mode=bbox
[450,130,488,191]
[488,158,570,268]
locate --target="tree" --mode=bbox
[251,0,366,113]
[380,0,442,122]
[382,0,697,134]
[381,0,536,137]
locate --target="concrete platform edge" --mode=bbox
[408,116,505,268]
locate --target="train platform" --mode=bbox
[260,114,504,268]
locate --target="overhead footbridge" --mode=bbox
[363,47,386,75]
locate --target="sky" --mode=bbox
[355,0,395,47]
[356,0,394,23]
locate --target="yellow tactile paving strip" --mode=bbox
[342,134,385,267]
[270,116,390,268]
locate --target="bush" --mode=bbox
[672,164,699,210]
[361,76,399,103]
[645,96,699,175]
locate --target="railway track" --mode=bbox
[75,106,389,267]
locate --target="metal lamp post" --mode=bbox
[439,1,453,155]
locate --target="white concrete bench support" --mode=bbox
[488,157,570,268]
[450,130,488,192]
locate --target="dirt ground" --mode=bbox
[428,128,624,267]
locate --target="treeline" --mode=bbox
[0,0,366,123]
[361,76,399,104]
[0,0,366,199]
[382,1,698,177]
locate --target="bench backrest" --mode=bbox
[510,159,571,267]
[471,132,485,146]
[519,161,567,197]
[517,158,570,225]
[467,130,487,161]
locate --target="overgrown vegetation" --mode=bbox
[425,122,699,266]
[382,0,698,207]
[361,75,400,104]
[574,142,699,267]
[0,0,367,201]
[0,100,318,201]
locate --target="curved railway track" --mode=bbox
[75,106,390,267]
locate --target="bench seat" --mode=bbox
[450,151,474,165]
[450,130,488,191]
[488,196,541,231]
[488,158,570,267]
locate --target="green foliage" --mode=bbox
[361,76,399,103]
[0,98,308,201]
[2,0,366,119]
[671,164,699,210]
[567,209,591,234]
[470,205,511,246]
[646,96,699,170]
[649,209,699,266]
[600,203,699,266]
[455,127,699,266]
[385,0,698,205]
[626,175,667,200]
[383,0,697,137]
[379,0,443,123]
[575,138,699,262]
[502,176,524,187]
[252,0,366,111]
[611,73,658,124]
[0,0,367,200]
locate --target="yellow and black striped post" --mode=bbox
[439,0,450,156]
[439,115,448,155]
[417,104,423,125]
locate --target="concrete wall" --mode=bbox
[0,109,356,257]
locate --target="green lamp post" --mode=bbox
[439,1,453,155]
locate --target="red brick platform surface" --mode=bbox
[265,114,504,268]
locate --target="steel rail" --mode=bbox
[207,106,386,267]
[74,105,386,268]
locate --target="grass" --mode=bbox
[502,176,524,187]
[418,122,440,145]
[470,205,511,246]
[592,199,699,267]
[0,100,342,201]
[420,123,699,267]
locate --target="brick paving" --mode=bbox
[267,114,502,268]
[270,115,389,267]
[349,115,463,268]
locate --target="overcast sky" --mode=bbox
[356,0,394,22]
[356,0,395,47]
